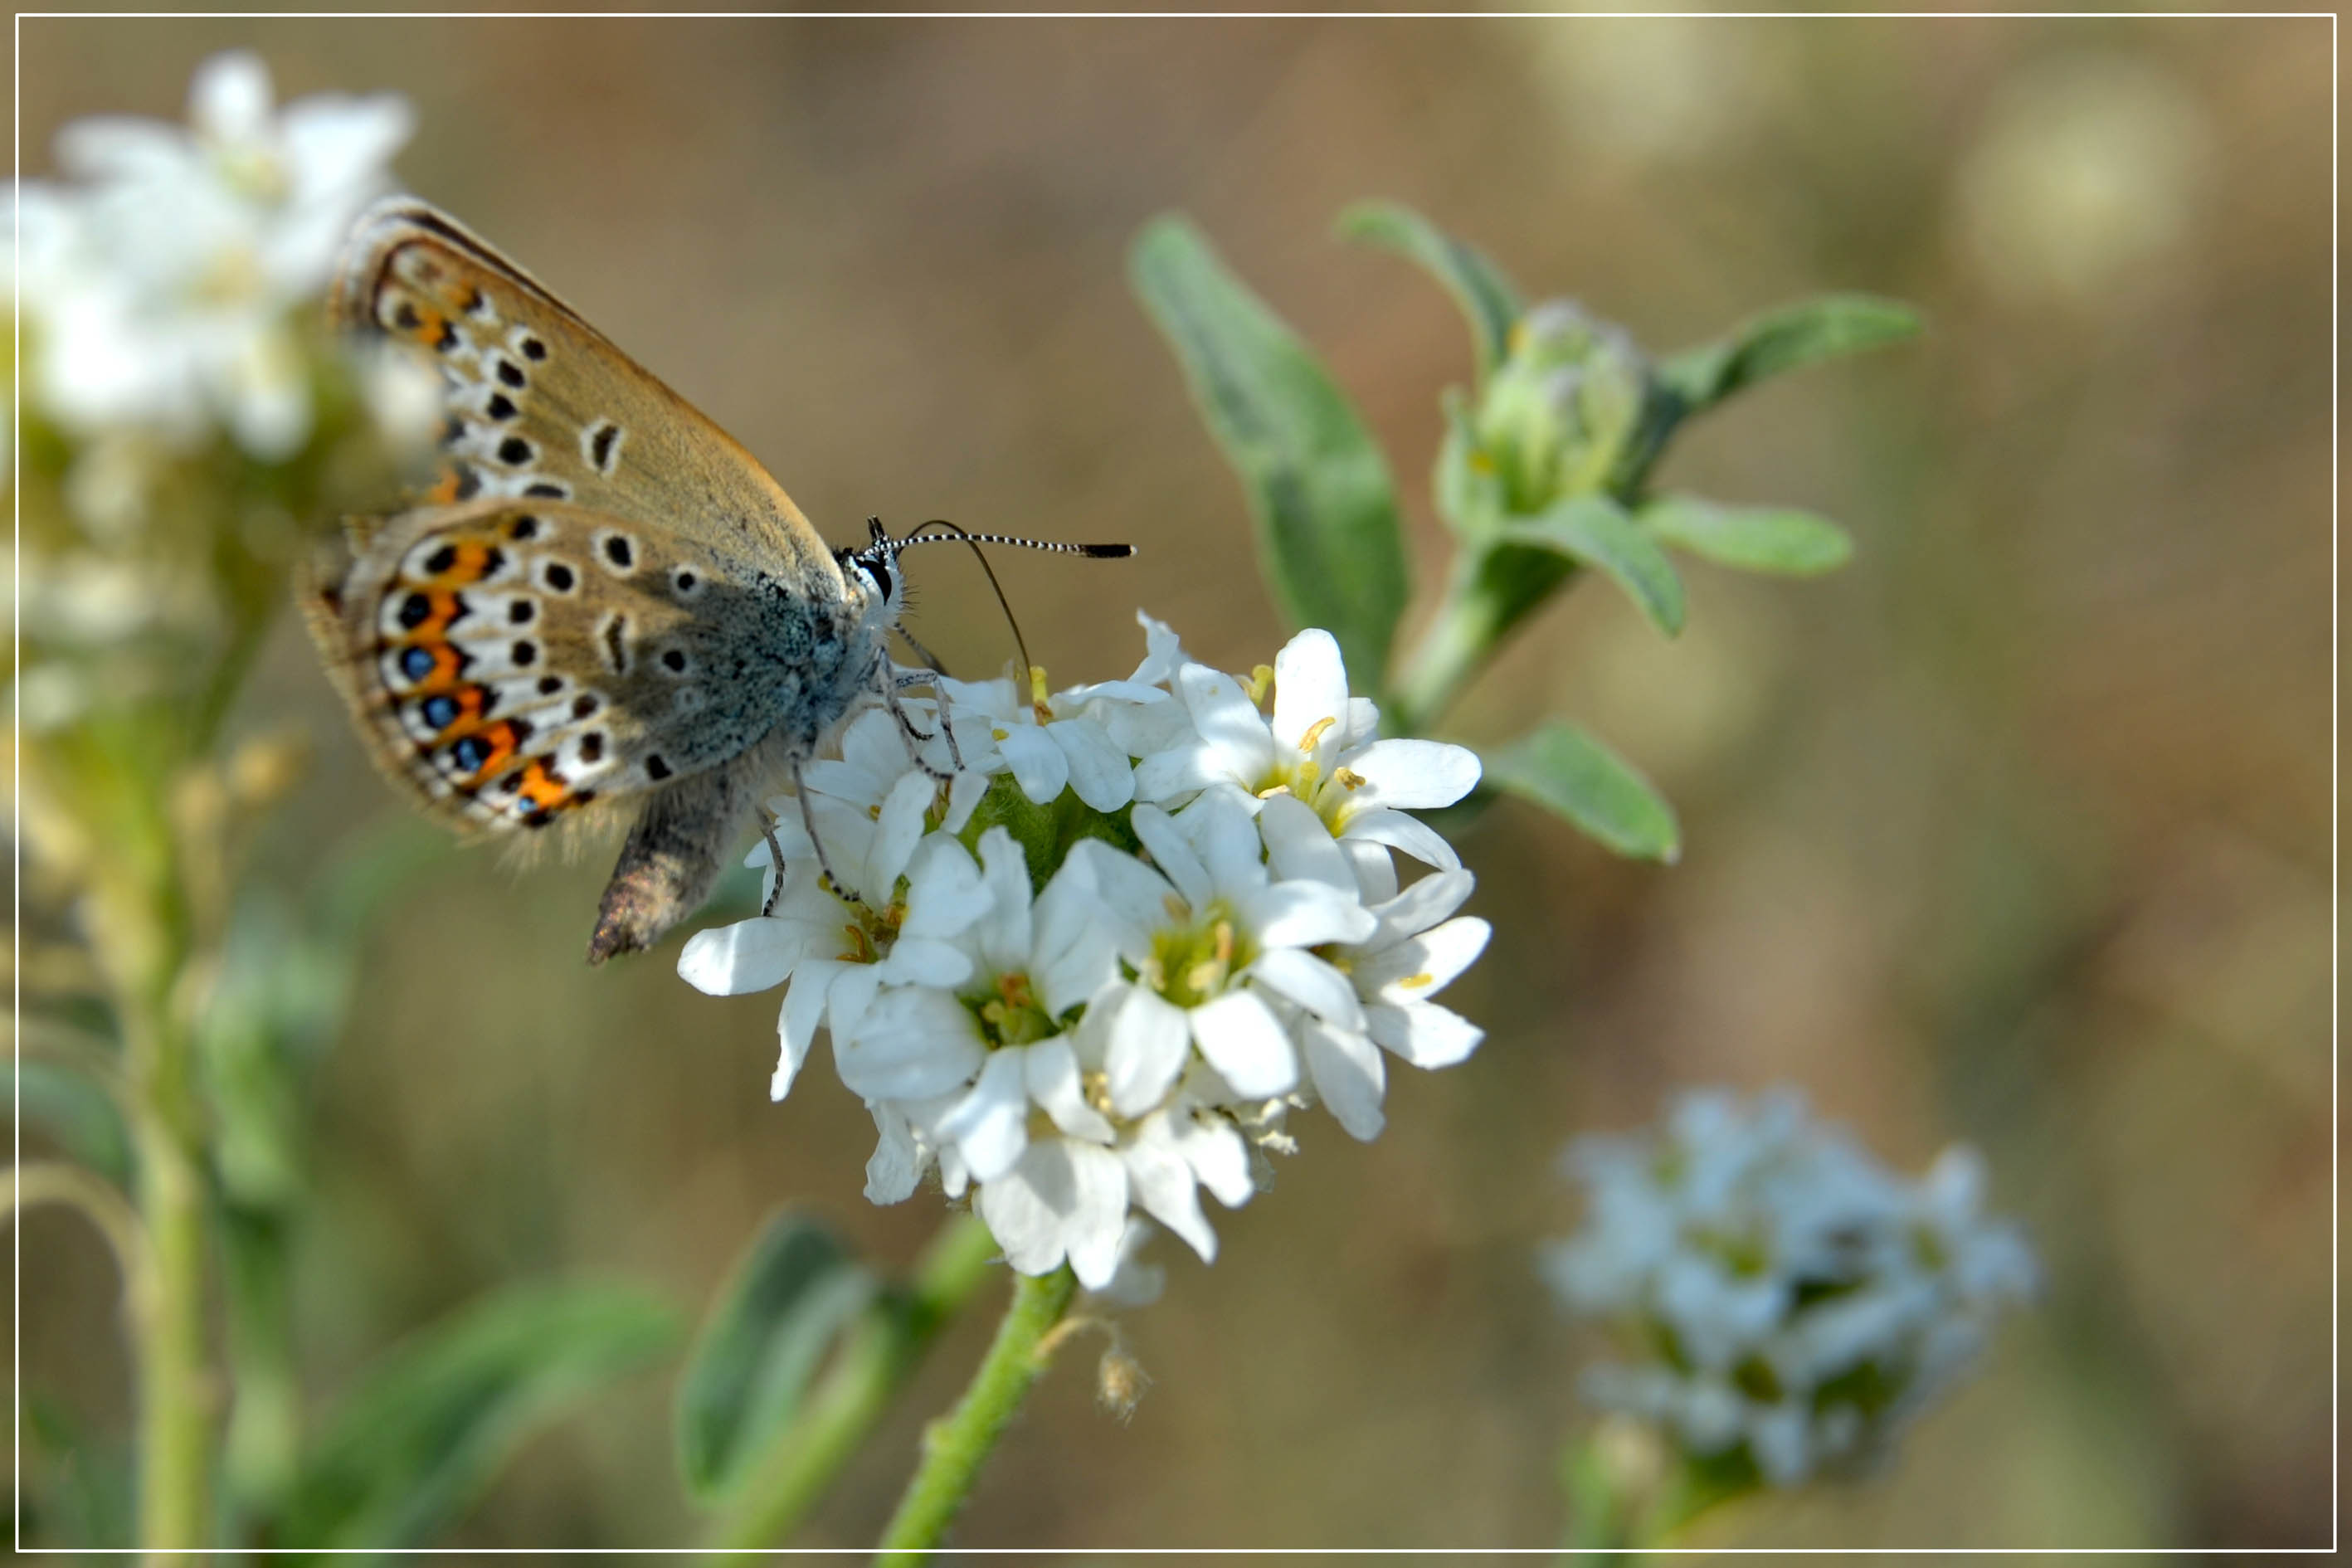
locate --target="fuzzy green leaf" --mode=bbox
[1488,720,1680,863]
[1641,494,1854,577]
[1498,494,1686,636]
[1337,201,1524,382]
[284,1282,678,1550]
[1130,215,1410,691]
[1658,295,1921,415]
[675,1210,876,1506]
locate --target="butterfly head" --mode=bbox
[837,514,907,623]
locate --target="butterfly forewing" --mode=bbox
[334,198,842,592]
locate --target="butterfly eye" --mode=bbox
[862,555,894,602]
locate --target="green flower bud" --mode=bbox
[1472,300,1654,513]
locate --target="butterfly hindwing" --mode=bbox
[303,497,832,836]
[333,197,845,597]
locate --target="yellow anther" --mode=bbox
[1396,971,1434,990]
[1256,783,1293,800]
[1212,919,1234,966]
[1333,767,1367,791]
[1298,715,1338,754]
[1163,894,1190,921]
[1245,665,1276,705]
[1030,665,1053,723]
[991,727,1010,742]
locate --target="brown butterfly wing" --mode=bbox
[333,197,845,595]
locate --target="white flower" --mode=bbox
[678,616,1491,1296]
[18,50,412,459]
[1133,628,1481,879]
[1541,1088,2037,1486]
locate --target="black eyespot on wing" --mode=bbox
[509,600,535,625]
[660,649,686,673]
[510,514,540,542]
[392,301,421,330]
[400,646,435,680]
[421,694,459,729]
[512,640,538,667]
[453,736,491,772]
[486,392,518,421]
[602,535,634,570]
[673,568,698,594]
[538,674,564,695]
[519,335,548,361]
[454,466,483,500]
[397,592,431,630]
[590,422,620,470]
[645,754,672,782]
[524,481,569,499]
[434,319,460,353]
[497,358,527,389]
[572,694,600,718]
[543,562,576,592]
[579,732,605,762]
[498,436,533,467]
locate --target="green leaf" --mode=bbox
[676,1210,876,1507]
[1640,494,1854,577]
[1497,494,1686,636]
[284,1281,678,1550]
[1658,294,1921,415]
[1130,215,1410,692]
[1488,720,1680,863]
[1337,201,1524,382]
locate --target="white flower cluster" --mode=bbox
[1541,1088,2037,1487]
[15,50,415,468]
[682,616,1490,1291]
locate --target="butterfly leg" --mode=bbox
[883,676,957,784]
[791,757,863,906]
[757,807,791,918]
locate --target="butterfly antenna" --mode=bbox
[887,518,1134,701]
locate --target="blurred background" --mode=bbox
[11,12,2332,1551]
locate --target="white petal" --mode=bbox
[1179,785,1270,901]
[1187,990,1298,1098]
[942,767,991,832]
[1164,1109,1254,1208]
[1106,698,1199,765]
[1356,916,1492,1001]
[996,723,1069,805]
[1131,803,1212,913]
[1048,718,1134,811]
[1061,841,1176,967]
[835,986,985,1100]
[871,937,974,991]
[774,958,846,1102]
[1030,864,1120,1016]
[1341,806,1462,871]
[864,1102,925,1205]
[1272,628,1350,756]
[976,1137,1129,1285]
[936,1049,1031,1181]
[191,51,275,145]
[899,835,991,940]
[1104,986,1193,1118]
[1258,791,1353,890]
[1026,1037,1116,1142]
[1365,1000,1485,1069]
[1176,662,1278,783]
[1244,880,1378,949]
[1344,838,1399,904]
[1130,610,1189,685]
[1366,869,1477,951]
[1121,1126,1218,1262]
[677,916,808,996]
[1301,1019,1387,1141]
[1246,948,1365,1030]
[1332,738,1483,813]
[864,772,937,893]
[971,827,1035,970]
[1131,744,1216,804]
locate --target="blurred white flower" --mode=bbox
[16,49,412,458]
[679,613,1491,1292]
[1541,1088,2037,1486]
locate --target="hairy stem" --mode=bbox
[874,1264,1080,1563]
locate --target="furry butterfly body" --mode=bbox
[304,199,907,962]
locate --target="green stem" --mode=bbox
[874,1264,1080,1563]
[129,1069,212,1562]
[709,1212,1001,1556]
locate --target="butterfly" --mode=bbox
[302,198,1122,963]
